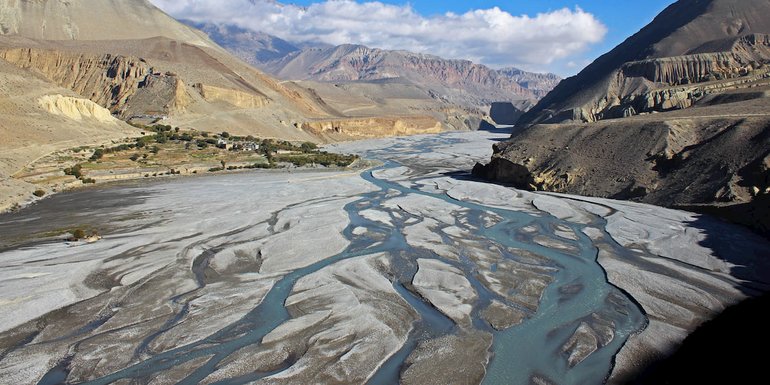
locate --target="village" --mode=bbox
[11,124,360,201]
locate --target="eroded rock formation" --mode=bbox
[302,116,443,140]
[519,0,770,126]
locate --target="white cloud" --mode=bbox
[150,0,606,71]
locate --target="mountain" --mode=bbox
[0,0,337,137]
[475,0,770,238]
[188,21,302,63]
[518,0,770,125]
[0,0,449,210]
[496,67,561,99]
[0,0,212,45]
[260,44,556,104]
[182,20,561,116]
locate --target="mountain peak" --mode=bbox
[519,0,770,125]
[0,0,213,47]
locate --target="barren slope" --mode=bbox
[476,94,770,235]
[519,0,770,125]
[0,0,212,46]
[0,57,139,211]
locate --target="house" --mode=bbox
[216,139,228,149]
[243,142,260,151]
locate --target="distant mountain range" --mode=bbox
[185,21,561,108]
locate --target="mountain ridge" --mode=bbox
[518,0,770,125]
[184,20,561,109]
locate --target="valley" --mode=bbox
[1,0,769,384]
[1,131,767,385]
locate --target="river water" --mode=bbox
[2,131,655,385]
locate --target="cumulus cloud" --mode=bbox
[150,0,606,71]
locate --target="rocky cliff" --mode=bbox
[302,116,443,141]
[193,83,270,109]
[519,0,770,126]
[38,94,119,123]
[0,47,156,114]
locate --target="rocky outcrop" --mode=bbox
[541,40,770,124]
[123,73,193,115]
[37,95,118,123]
[193,84,270,109]
[0,48,150,112]
[472,157,534,188]
[301,116,443,140]
[0,47,283,119]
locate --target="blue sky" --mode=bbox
[285,0,677,70]
[153,0,677,76]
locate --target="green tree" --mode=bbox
[300,142,318,152]
[90,149,104,161]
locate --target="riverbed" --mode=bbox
[1,130,768,385]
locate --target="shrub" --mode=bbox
[152,124,172,132]
[90,149,104,161]
[33,189,46,197]
[301,142,318,152]
[221,131,231,138]
[81,178,96,184]
[72,229,86,240]
[129,154,140,162]
[64,164,83,178]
